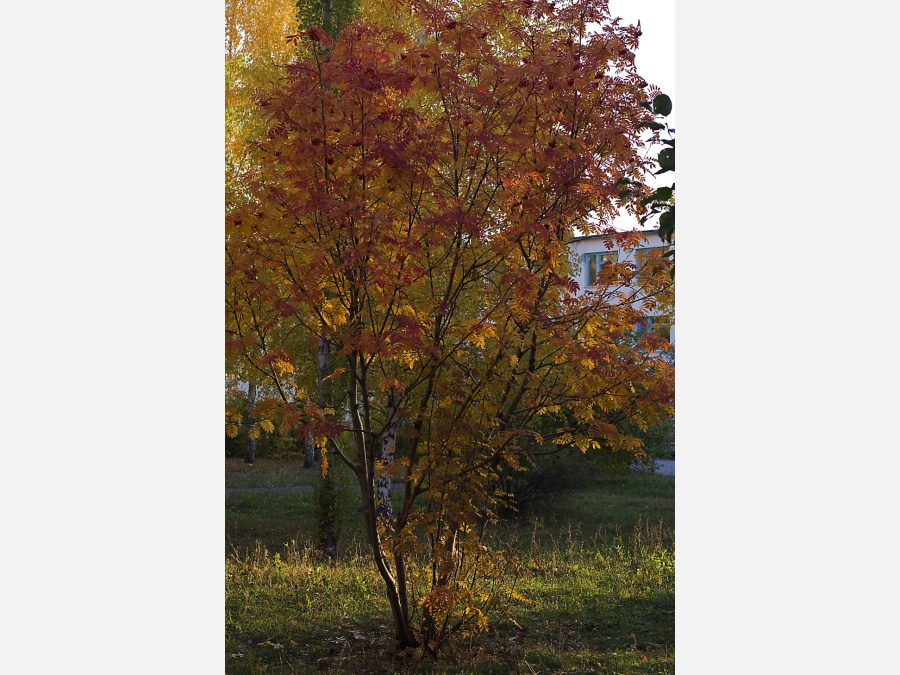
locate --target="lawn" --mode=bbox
[225,459,674,674]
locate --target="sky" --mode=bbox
[585,0,676,231]
[608,0,675,125]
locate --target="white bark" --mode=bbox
[376,389,398,526]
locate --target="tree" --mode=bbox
[296,0,360,38]
[226,0,674,652]
[227,0,303,201]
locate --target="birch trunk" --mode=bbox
[323,0,333,35]
[375,389,399,528]
[304,432,315,469]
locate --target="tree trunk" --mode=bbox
[316,334,337,558]
[422,524,460,651]
[346,347,417,650]
[244,382,256,465]
[376,389,398,527]
[304,432,315,469]
[243,433,256,465]
[323,0,333,36]
[317,335,329,411]
[319,464,338,559]
[360,477,418,649]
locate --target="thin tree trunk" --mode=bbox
[319,465,338,559]
[316,334,337,558]
[323,0,333,36]
[302,326,331,470]
[244,381,256,465]
[317,335,329,410]
[304,432,315,469]
[347,349,418,649]
[360,477,418,649]
[422,524,460,650]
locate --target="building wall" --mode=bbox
[567,229,668,290]
[566,229,674,345]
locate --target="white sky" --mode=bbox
[608,0,675,126]
[582,0,675,231]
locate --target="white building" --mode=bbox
[567,228,674,345]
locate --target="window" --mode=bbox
[636,315,672,341]
[635,246,666,272]
[584,250,618,286]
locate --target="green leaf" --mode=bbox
[653,94,672,116]
[654,186,674,202]
[658,209,674,242]
[640,186,674,208]
[657,147,674,173]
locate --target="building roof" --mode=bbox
[568,227,661,243]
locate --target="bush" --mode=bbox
[494,414,674,516]
[495,444,637,517]
[624,416,674,460]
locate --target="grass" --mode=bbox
[226,458,321,490]
[226,459,674,673]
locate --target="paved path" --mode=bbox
[227,462,674,494]
[225,485,312,495]
[225,482,408,495]
[653,459,675,476]
[629,458,674,476]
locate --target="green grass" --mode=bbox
[226,458,322,490]
[226,461,674,674]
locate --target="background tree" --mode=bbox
[296,0,360,37]
[226,0,302,206]
[226,0,674,653]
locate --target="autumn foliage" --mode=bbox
[226,0,673,652]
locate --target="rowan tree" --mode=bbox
[226,0,674,652]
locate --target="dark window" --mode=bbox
[584,250,618,286]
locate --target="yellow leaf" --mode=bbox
[225,423,239,438]
[273,360,294,375]
[247,426,261,440]
[259,419,275,433]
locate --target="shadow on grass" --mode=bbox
[226,588,673,674]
